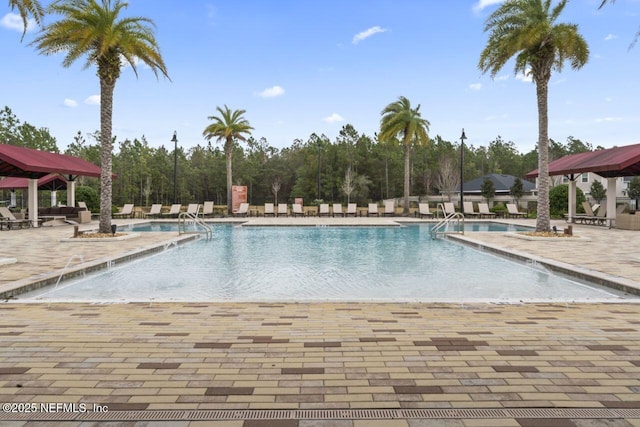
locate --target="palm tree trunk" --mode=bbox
[98,79,115,234]
[535,78,551,232]
[403,140,411,215]
[226,138,233,215]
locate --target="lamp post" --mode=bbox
[460,128,467,214]
[171,131,178,204]
[317,140,321,200]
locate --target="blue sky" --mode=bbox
[1,0,639,153]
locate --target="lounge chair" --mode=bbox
[0,206,30,229]
[162,204,182,218]
[292,203,304,217]
[441,202,456,217]
[477,203,496,219]
[367,203,380,217]
[113,203,134,219]
[144,204,162,219]
[77,201,88,209]
[417,203,433,218]
[463,201,481,218]
[506,203,527,218]
[186,203,200,216]
[346,203,358,217]
[383,200,395,216]
[201,201,214,218]
[593,204,608,226]
[234,202,249,217]
[264,203,275,217]
[568,201,597,223]
[277,203,288,217]
[318,204,330,217]
[332,204,344,217]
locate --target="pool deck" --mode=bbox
[1,218,640,425]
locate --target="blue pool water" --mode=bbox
[22,224,634,302]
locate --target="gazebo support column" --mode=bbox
[568,175,576,223]
[607,177,617,227]
[27,178,38,227]
[66,179,76,207]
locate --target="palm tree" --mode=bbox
[379,96,430,216]
[31,0,169,234]
[478,0,588,232]
[203,106,253,215]
[8,0,44,39]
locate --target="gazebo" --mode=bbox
[526,143,640,226]
[0,144,102,226]
[0,174,69,207]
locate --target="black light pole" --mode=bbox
[460,128,467,214]
[171,131,178,204]
[317,141,321,199]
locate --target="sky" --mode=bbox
[1,0,639,154]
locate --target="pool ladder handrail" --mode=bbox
[178,210,212,240]
[431,203,464,238]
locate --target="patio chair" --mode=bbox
[346,203,358,217]
[593,204,608,226]
[292,203,305,217]
[318,204,330,217]
[186,203,200,216]
[264,203,275,217]
[77,201,88,209]
[234,202,249,217]
[477,203,496,219]
[0,206,30,229]
[506,203,527,218]
[367,203,380,217]
[144,204,162,219]
[201,201,214,218]
[332,204,344,217]
[442,202,456,217]
[417,203,433,218]
[277,203,288,217]
[463,201,481,218]
[113,204,134,219]
[162,204,182,218]
[383,200,395,216]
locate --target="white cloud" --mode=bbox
[495,75,509,81]
[515,69,533,83]
[596,117,623,123]
[257,85,285,98]
[0,12,36,32]
[604,34,617,41]
[352,26,388,44]
[473,0,506,13]
[469,83,482,91]
[84,95,100,105]
[63,99,78,108]
[485,113,508,121]
[323,113,344,123]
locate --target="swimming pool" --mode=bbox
[22,224,636,303]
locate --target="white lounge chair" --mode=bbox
[346,203,358,217]
[463,201,480,218]
[201,201,214,218]
[506,203,527,218]
[477,203,496,219]
[234,202,249,217]
[186,203,200,216]
[162,204,182,218]
[383,200,395,216]
[264,203,275,217]
[113,204,134,219]
[367,203,380,217]
[417,203,432,218]
[292,203,304,217]
[144,204,162,219]
[442,202,456,217]
[318,204,330,217]
[277,203,288,217]
[332,204,344,217]
[0,206,30,229]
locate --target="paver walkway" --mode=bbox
[1,218,640,425]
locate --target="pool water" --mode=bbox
[22,224,635,302]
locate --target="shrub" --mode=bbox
[75,186,99,212]
[549,184,585,218]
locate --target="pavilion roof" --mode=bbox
[0,144,101,179]
[526,143,640,179]
[0,174,68,191]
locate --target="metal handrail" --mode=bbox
[431,203,465,238]
[178,212,213,240]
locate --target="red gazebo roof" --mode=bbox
[526,143,640,179]
[0,174,68,191]
[0,144,102,179]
